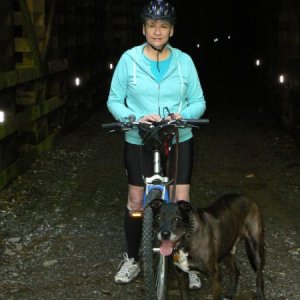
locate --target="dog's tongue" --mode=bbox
[160,240,173,256]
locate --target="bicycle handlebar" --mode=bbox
[101,122,126,129]
[101,118,209,131]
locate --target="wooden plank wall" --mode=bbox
[0,0,107,189]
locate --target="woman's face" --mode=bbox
[143,19,174,50]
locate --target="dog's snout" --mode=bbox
[161,230,171,240]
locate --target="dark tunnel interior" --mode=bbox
[0,2,300,299]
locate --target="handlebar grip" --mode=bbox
[101,122,122,129]
[185,118,210,124]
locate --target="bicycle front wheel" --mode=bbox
[142,205,168,300]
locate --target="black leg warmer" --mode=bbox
[124,208,143,262]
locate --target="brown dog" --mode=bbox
[151,194,265,300]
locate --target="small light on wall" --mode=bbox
[0,111,5,123]
[279,74,285,84]
[109,63,114,70]
[227,35,231,40]
[255,59,261,67]
[75,77,81,86]
[196,43,200,48]
[213,37,219,43]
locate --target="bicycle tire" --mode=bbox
[142,200,168,300]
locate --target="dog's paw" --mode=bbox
[173,249,189,273]
[174,261,189,272]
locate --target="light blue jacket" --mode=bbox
[107,43,206,145]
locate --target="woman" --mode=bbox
[107,0,206,289]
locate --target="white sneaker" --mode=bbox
[188,271,202,290]
[114,253,140,283]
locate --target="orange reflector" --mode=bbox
[129,211,143,218]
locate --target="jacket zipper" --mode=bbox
[157,83,161,116]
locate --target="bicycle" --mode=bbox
[102,116,209,300]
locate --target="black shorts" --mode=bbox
[124,139,194,186]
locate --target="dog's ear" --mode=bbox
[176,200,193,213]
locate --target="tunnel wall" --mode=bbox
[0,0,109,189]
[259,0,300,135]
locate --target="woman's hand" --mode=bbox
[165,112,182,121]
[139,114,162,124]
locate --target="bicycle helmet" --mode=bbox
[141,0,177,25]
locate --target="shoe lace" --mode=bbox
[117,253,136,275]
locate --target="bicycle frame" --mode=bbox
[143,149,171,207]
[142,147,172,300]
